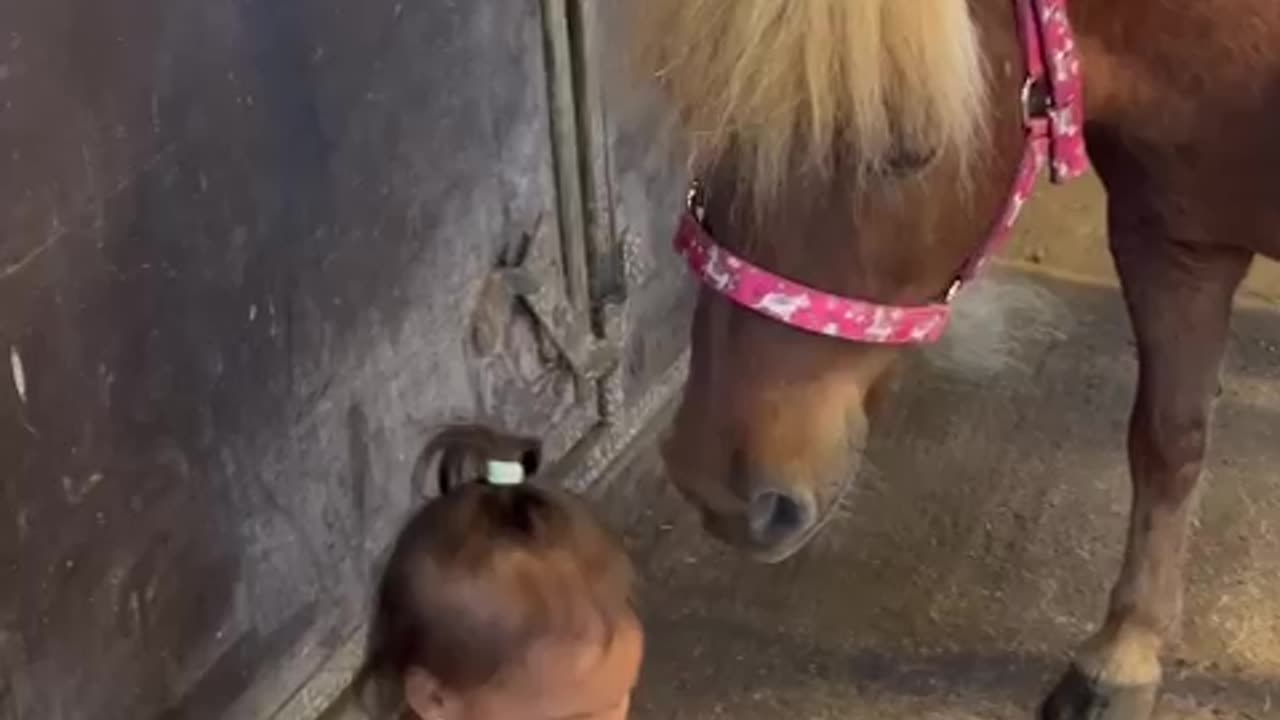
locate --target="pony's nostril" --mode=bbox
[747,489,816,547]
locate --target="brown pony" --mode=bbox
[628,1,1280,718]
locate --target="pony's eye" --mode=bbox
[882,144,940,177]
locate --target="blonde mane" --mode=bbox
[629,0,988,199]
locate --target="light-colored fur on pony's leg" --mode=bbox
[1074,480,1204,690]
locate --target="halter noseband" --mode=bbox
[674,0,1089,345]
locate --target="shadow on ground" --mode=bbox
[592,268,1280,720]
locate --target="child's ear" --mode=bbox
[404,667,456,720]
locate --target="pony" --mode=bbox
[627,1,1280,718]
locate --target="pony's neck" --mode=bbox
[1064,1,1119,128]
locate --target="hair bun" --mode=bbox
[411,425,543,496]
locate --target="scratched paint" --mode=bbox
[1,2,691,718]
[62,472,105,504]
[10,346,26,405]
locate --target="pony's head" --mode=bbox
[632,0,1037,561]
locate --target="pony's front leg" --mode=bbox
[1041,223,1253,720]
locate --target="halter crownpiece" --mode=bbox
[674,0,1088,346]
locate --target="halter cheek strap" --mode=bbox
[673,0,1088,346]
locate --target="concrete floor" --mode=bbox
[590,259,1280,719]
[590,168,1280,720]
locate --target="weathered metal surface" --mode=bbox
[0,1,688,719]
[274,4,694,714]
[589,12,695,411]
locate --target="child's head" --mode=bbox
[356,477,641,720]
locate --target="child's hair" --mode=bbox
[353,428,635,717]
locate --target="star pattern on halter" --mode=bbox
[1031,0,1089,182]
[673,0,1089,346]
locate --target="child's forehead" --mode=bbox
[499,618,644,717]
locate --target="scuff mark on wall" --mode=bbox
[10,346,25,405]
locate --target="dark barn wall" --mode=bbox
[0,1,687,718]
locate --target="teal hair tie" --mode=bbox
[486,459,525,487]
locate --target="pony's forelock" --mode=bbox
[628,0,989,202]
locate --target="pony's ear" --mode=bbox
[410,425,543,496]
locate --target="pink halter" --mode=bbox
[673,0,1089,345]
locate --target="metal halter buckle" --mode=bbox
[686,179,707,224]
[1020,76,1052,126]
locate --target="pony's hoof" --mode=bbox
[1040,664,1158,720]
